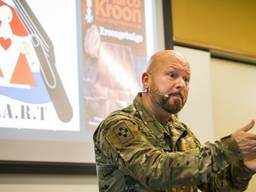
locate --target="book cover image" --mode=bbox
[80,0,148,134]
[0,0,80,131]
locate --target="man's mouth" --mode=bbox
[168,92,183,100]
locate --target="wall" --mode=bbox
[0,174,98,192]
[211,58,256,136]
[172,0,256,58]
[211,57,256,191]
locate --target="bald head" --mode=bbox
[146,50,190,74]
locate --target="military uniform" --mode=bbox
[93,93,254,192]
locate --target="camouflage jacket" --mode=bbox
[93,93,254,192]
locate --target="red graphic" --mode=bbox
[0,37,11,49]
[0,0,35,86]
[0,0,28,36]
[10,53,35,85]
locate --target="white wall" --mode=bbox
[0,174,98,192]
[211,58,256,192]
[211,58,256,136]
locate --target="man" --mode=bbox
[93,50,256,192]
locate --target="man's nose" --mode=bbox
[174,77,186,90]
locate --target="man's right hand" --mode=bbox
[232,120,256,160]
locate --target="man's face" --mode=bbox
[148,53,190,114]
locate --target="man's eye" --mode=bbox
[168,72,177,78]
[184,77,190,83]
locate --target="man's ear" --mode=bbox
[141,72,151,89]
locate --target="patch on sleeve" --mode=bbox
[106,121,136,148]
[114,124,134,144]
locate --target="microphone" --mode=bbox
[143,87,170,98]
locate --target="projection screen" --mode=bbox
[0,0,165,171]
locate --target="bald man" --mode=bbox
[93,50,256,192]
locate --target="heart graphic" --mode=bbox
[0,37,12,50]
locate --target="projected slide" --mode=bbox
[0,0,80,131]
[0,0,160,164]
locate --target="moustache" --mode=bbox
[145,87,183,101]
[164,92,183,100]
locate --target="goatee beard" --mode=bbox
[160,96,184,114]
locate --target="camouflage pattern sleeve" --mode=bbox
[198,160,254,191]
[97,117,247,191]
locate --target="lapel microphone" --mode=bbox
[143,87,170,98]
